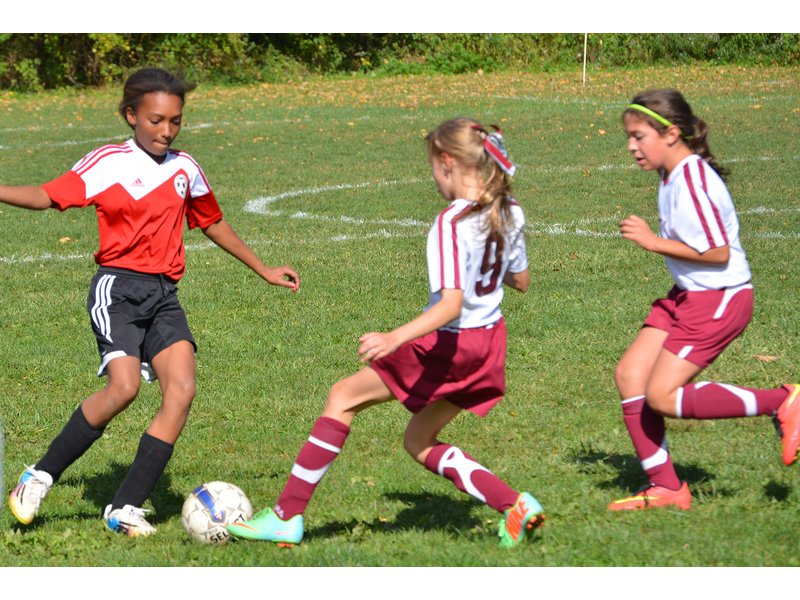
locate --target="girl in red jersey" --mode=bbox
[610,89,800,511]
[227,117,544,549]
[3,68,300,536]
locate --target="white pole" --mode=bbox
[583,33,588,87]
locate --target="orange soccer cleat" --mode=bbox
[775,384,800,466]
[608,481,692,511]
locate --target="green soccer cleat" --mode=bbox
[226,507,304,546]
[497,492,545,548]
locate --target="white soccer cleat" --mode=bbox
[103,504,157,537]
[8,465,53,525]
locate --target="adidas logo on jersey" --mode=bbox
[131,178,144,187]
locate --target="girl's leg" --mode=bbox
[321,365,394,426]
[645,349,796,465]
[639,286,798,463]
[407,399,520,512]
[645,351,788,420]
[34,356,142,483]
[108,341,195,514]
[146,340,196,444]
[613,327,685,493]
[228,367,393,544]
[275,366,394,519]
[405,399,544,547]
[81,356,143,428]
[9,356,143,526]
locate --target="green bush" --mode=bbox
[1,33,798,92]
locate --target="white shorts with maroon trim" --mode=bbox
[370,318,507,417]
[643,283,753,368]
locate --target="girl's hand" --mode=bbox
[356,288,463,363]
[264,266,300,292]
[620,214,658,251]
[357,331,398,363]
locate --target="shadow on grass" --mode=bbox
[763,480,791,501]
[9,461,184,531]
[571,444,717,493]
[59,461,185,525]
[306,491,483,542]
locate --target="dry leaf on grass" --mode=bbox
[754,355,778,362]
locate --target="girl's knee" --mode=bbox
[162,377,196,414]
[323,381,353,422]
[644,387,675,416]
[614,361,642,396]
[403,424,435,463]
[107,378,141,407]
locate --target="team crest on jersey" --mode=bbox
[174,174,188,198]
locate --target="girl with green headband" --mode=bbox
[609,89,800,511]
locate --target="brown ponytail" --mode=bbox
[426,117,514,238]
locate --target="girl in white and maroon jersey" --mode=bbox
[3,68,300,536]
[610,89,800,511]
[228,117,544,548]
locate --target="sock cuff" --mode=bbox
[140,432,175,454]
[75,406,105,437]
[312,416,350,441]
[424,442,450,472]
[621,395,646,415]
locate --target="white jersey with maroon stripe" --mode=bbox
[42,139,223,281]
[425,197,527,329]
[658,155,751,291]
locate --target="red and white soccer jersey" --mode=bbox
[658,154,751,290]
[426,197,527,329]
[41,139,223,281]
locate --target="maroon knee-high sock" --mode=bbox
[621,395,681,490]
[678,382,788,419]
[275,416,350,520]
[424,443,519,513]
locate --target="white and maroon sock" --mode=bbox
[677,382,787,419]
[424,443,519,513]
[621,395,681,490]
[275,416,350,520]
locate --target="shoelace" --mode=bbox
[122,505,152,522]
[22,465,50,499]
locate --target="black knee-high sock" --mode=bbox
[35,406,104,482]
[111,432,173,510]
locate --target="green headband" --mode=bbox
[627,103,674,128]
[627,103,694,141]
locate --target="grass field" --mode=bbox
[1,65,799,581]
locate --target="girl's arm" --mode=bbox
[358,288,463,362]
[0,185,52,210]
[201,218,300,292]
[503,269,530,293]
[620,214,730,265]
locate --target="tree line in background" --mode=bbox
[1,33,799,91]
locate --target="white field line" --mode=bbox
[2,193,798,266]
[6,87,795,136]
[0,117,371,148]
[0,116,371,136]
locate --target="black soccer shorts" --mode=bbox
[87,267,196,381]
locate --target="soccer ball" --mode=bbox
[181,481,253,544]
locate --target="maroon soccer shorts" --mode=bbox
[370,318,507,417]
[644,284,753,368]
